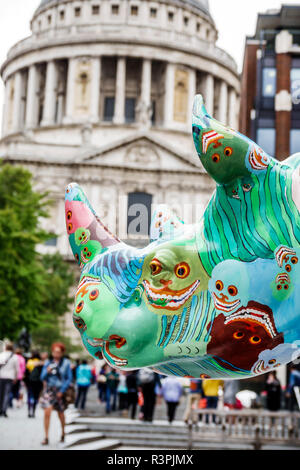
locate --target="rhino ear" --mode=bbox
[150,204,185,243]
[192,94,211,122]
[65,183,120,268]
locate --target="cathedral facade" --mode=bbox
[0,0,240,255]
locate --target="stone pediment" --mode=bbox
[77,133,202,173]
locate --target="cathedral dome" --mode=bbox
[38,0,211,16]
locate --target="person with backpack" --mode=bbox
[10,348,26,409]
[40,343,72,446]
[0,342,19,417]
[25,351,45,418]
[75,360,92,410]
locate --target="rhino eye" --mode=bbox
[175,262,190,279]
[215,280,223,291]
[89,289,99,301]
[76,301,84,313]
[150,259,162,275]
[224,147,233,157]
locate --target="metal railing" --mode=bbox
[186,409,300,450]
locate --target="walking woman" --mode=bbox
[40,343,72,445]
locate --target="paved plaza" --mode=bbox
[0,385,187,450]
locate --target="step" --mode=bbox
[65,425,90,435]
[88,430,188,443]
[60,432,105,449]
[74,417,187,434]
[84,425,188,437]
[66,439,121,451]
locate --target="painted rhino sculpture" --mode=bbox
[65,94,300,379]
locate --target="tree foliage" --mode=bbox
[0,162,75,343]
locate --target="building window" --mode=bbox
[103,97,115,121]
[47,15,52,25]
[168,11,174,22]
[257,128,276,156]
[127,192,152,237]
[59,10,65,21]
[183,16,189,27]
[291,68,300,107]
[196,22,201,32]
[290,129,300,154]
[150,8,157,18]
[92,5,100,15]
[74,7,81,17]
[125,98,136,123]
[112,4,119,15]
[131,5,138,16]
[262,68,276,97]
[44,236,57,247]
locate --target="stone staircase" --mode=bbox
[65,412,300,450]
[62,408,121,450]
[66,415,191,449]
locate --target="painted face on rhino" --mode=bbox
[66,95,300,379]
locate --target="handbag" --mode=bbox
[64,383,76,405]
[97,374,107,384]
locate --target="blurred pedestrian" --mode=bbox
[105,367,119,414]
[183,379,202,424]
[75,360,92,410]
[0,342,19,417]
[10,348,26,408]
[126,371,139,420]
[265,371,282,412]
[117,371,128,416]
[286,366,300,411]
[26,351,45,418]
[40,342,72,445]
[161,377,183,423]
[97,364,108,403]
[202,379,224,423]
[138,369,158,422]
[223,380,240,410]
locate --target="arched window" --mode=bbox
[127,192,152,237]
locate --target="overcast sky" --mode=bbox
[1,0,300,131]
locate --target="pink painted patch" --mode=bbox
[65,200,94,234]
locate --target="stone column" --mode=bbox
[113,57,126,124]
[204,73,214,116]
[12,71,22,132]
[141,59,152,107]
[1,79,11,136]
[41,60,58,126]
[218,81,228,123]
[90,57,101,123]
[164,62,175,127]
[139,58,152,127]
[228,88,237,129]
[64,57,77,124]
[188,68,196,128]
[25,64,39,129]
